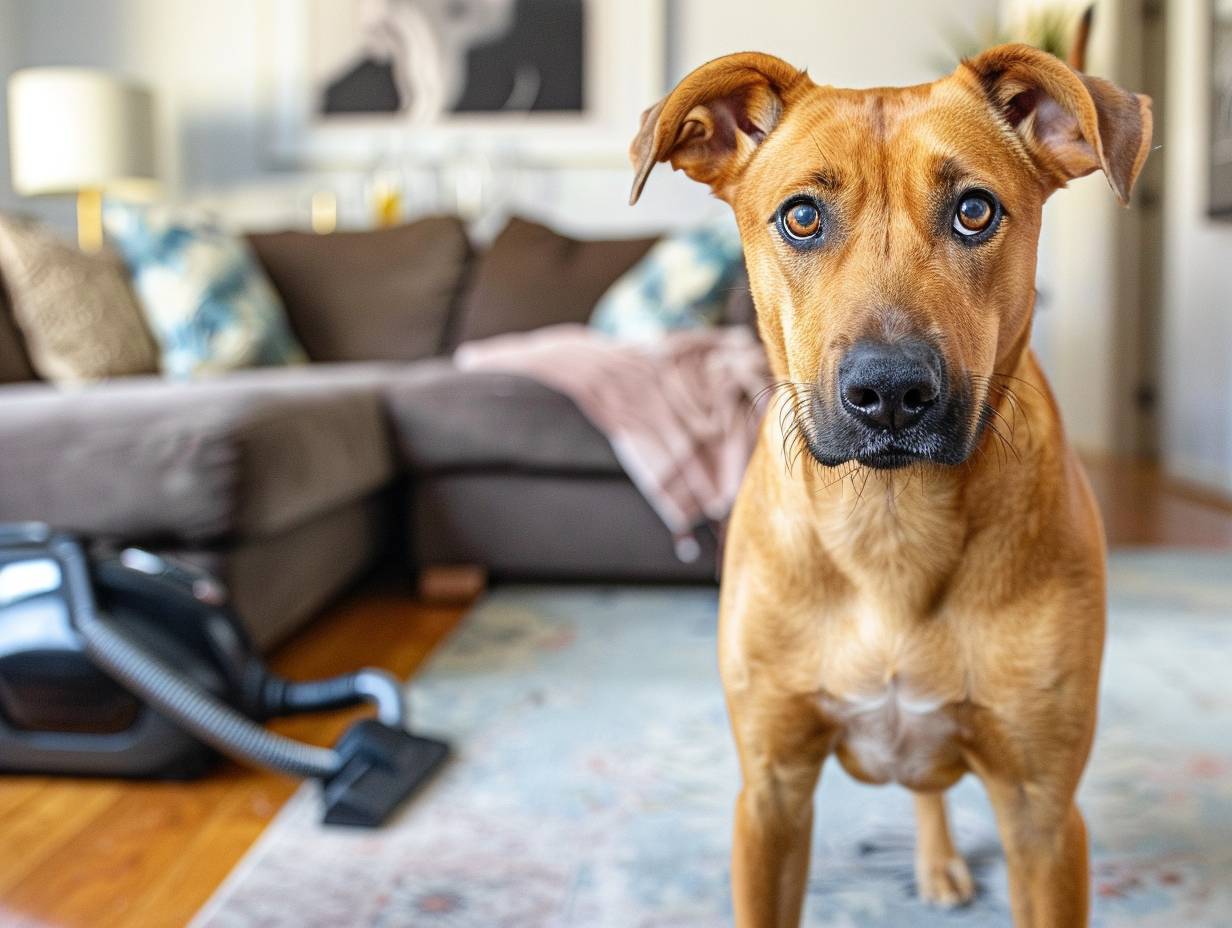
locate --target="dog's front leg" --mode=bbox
[728,696,829,928]
[984,778,1090,928]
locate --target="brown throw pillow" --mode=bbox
[0,215,159,383]
[0,282,36,384]
[449,217,657,349]
[247,216,472,362]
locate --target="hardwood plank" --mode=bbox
[5,780,241,928]
[121,773,290,928]
[0,780,47,820]
[1081,452,1232,547]
[0,781,122,896]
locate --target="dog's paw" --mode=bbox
[915,853,976,908]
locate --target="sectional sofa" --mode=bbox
[0,216,743,648]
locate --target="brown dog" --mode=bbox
[629,44,1150,927]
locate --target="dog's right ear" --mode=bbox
[629,52,808,205]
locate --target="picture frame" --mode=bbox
[263,0,667,169]
[1211,0,1232,216]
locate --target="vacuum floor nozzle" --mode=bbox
[322,719,450,827]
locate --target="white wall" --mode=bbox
[3,0,996,237]
[669,0,996,86]
[1159,0,1232,494]
[0,0,21,211]
[998,0,1149,456]
[5,0,300,230]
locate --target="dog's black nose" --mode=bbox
[838,340,941,432]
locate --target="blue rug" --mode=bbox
[196,552,1232,927]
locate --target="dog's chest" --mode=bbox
[813,606,971,791]
[820,682,967,791]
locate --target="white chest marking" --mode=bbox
[822,682,963,789]
[843,687,947,716]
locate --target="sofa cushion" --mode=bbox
[383,360,622,476]
[0,214,160,383]
[248,217,472,363]
[590,219,744,339]
[449,217,655,348]
[408,473,717,582]
[165,496,387,650]
[0,281,35,384]
[104,206,307,379]
[0,364,396,543]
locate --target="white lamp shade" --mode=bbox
[7,68,157,198]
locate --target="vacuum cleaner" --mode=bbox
[0,522,448,826]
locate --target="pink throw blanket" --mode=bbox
[454,324,770,562]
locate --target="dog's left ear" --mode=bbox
[629,52,809,205]
[965,43,1152,204]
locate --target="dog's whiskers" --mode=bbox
[843,464,873,517]
[989,370,1046,401]
[814,461,858,492]
[994,384,1033,446]
[982,409,1022,467]
[759,381,823,478]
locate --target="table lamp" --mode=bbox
[7,68,157,252]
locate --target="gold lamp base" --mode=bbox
[76,188,103,253]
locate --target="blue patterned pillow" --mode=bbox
[104,206,306,379]
[589,218,743,339]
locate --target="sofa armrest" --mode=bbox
[0,373,393,544]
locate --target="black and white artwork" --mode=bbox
[1212,0,1232,215]
[312,0,585,122]
[270,0,663,165]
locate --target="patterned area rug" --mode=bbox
[194,552,1232,927]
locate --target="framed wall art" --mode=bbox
[265,0,667,167]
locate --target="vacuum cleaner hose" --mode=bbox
[266,669,408,728]
[21,532,448,826]
[76,613,341,778]
[56,536,336,778]
[55,535,415,782]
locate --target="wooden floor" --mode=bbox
[1,455,1230,928]
[1082,453,1232,547]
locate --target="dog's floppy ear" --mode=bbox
[629,52,808,205]
[965,43,1152,204]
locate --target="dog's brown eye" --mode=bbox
[783,201,822,239]
[954,193,995,235]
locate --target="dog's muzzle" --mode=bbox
[806,338,977,469]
